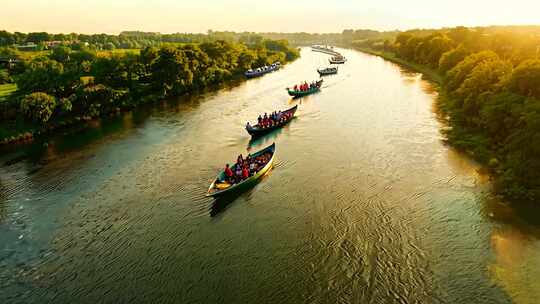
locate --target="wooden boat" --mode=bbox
[207,143,276,197]
[287,79,323,98]
[317,67,338,76]
[245,62,281,78]
[245,105,297,137]
[329,56,346,64]
[311,45,340,56]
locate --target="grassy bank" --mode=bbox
[0,83,17,102]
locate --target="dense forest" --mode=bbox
[0,29,395,50]
[349,26,540,202]
[0,30,272,50]
[0,32,299,145]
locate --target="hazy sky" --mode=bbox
[2,0,539,34]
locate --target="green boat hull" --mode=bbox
[207,143,275,197]
[287,87,320,97]
[287,80,323,98]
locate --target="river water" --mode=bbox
[1,48,540,304]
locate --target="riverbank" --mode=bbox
[0,39,300,148]
[354,46,537,203]
[0,74,279,147]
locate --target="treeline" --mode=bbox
[0,38,299,143]
[0,29,400,51]
[256,29,398,46]
[0,30,299,50]
[353,26,540,202]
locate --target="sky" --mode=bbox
[1,0,540,34]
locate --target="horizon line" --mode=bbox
[3,24,540,36]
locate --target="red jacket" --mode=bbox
[225,167,233,177]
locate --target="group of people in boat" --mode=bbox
[246,111,292,129]
[247,62,281,74]
[293,81,319,92]
[222,152,272,184]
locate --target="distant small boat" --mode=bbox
[246,105,298,137]
[311,45,340,56]
[317,67,338,76]
[329,56,346,64]
[207,143,276,197]
[245,62,281,78]
[287,79,323,98]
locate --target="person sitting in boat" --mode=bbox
[224,164,234,182]
[242,165,249,180]
[258,155,264,164]
[249,161,256,175]
[246,122,251,129]
[237,154,244,166]
[258,115,262,125]
[235,166,242,183]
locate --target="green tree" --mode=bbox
[91,56,125,88]
[139,46,159,81]
[50,46,72,63]
[423,34,453,67]
[503,101,540,199]
[151,47,192,95]
[439,46,469,74]
[446,51,499,91]
[479,92,524,141]
[457,59,512,117]
[237,49,257,72]
[457,59,512,100]
[16,58,66,95]
[26,32,51,43]
[103,42,116,50]
[20,92,57,124]
[0,30,16,46]
[179,44,210,88]
[508,59,540,98]
[201,40,239,71]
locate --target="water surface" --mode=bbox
[1,48,540,304]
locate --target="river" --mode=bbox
[1,48,540,304]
